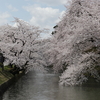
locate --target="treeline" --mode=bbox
[0,0,100,86]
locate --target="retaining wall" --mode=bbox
[0,72,24,95]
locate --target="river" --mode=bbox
[1,71,100,100]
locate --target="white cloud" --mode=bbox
[61,0,70,5]
[0,12,10,25]
[23,5,65,31]
[31,0,69,6]
[8,5,18,12]
[55,10,66,23]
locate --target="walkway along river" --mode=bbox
[1,70,100,100]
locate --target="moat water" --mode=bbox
[1,71,100,100]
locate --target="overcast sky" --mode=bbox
[0,0,69,37]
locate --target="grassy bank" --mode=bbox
[0,66,25,95]
[0,67,14,85]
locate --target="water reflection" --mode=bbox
[1,71,100,100]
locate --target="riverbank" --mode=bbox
[0,71,13,85]
[0,67,25,95]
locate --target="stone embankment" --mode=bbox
[0,70,24,95]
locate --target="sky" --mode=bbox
[0,0,69,38]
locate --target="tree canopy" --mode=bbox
[48,0,100,86]
[0,18,48,72]
[0,0,100,86]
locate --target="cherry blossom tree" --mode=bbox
[0,18,47,72]
[49,0,100,86]
[0,0,100,86]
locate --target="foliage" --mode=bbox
[0,18,48,72]
[48,0,100,86]
[1,0,100,86]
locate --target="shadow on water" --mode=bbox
[82,78,100,87]
[0,96,3,100]
[1,71,100,100]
